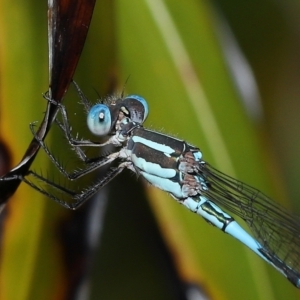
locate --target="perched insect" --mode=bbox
[24,82,300,288]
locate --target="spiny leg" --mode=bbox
[53,104,104,147]
[23,166,124,209]
[43,86,122,164]
[182,195,300,286]
[43,92,103,148]
[54,119,115,163]
[30,122,122,180]
[51,109,124,170]
[72,80,92,112]
[43,80,92,113]
[46,120,116,164]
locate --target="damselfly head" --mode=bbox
[86,95,148,137]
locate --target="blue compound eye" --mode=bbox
[87,104,111,136]
[124,95,149,123]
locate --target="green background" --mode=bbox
[1,0,300,299]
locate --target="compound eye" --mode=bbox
[124,95,149,123]
[87,104,112,136]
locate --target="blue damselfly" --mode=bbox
[23,81,300,288]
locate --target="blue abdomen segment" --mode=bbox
[182,195,300,287]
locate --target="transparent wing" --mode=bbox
[200,163,300,274]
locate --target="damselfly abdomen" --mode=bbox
[24,82,300,288]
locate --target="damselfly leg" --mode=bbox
[23,167,123,209]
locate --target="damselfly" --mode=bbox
[23,82,300,288]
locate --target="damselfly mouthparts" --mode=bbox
[24,82,300,288]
